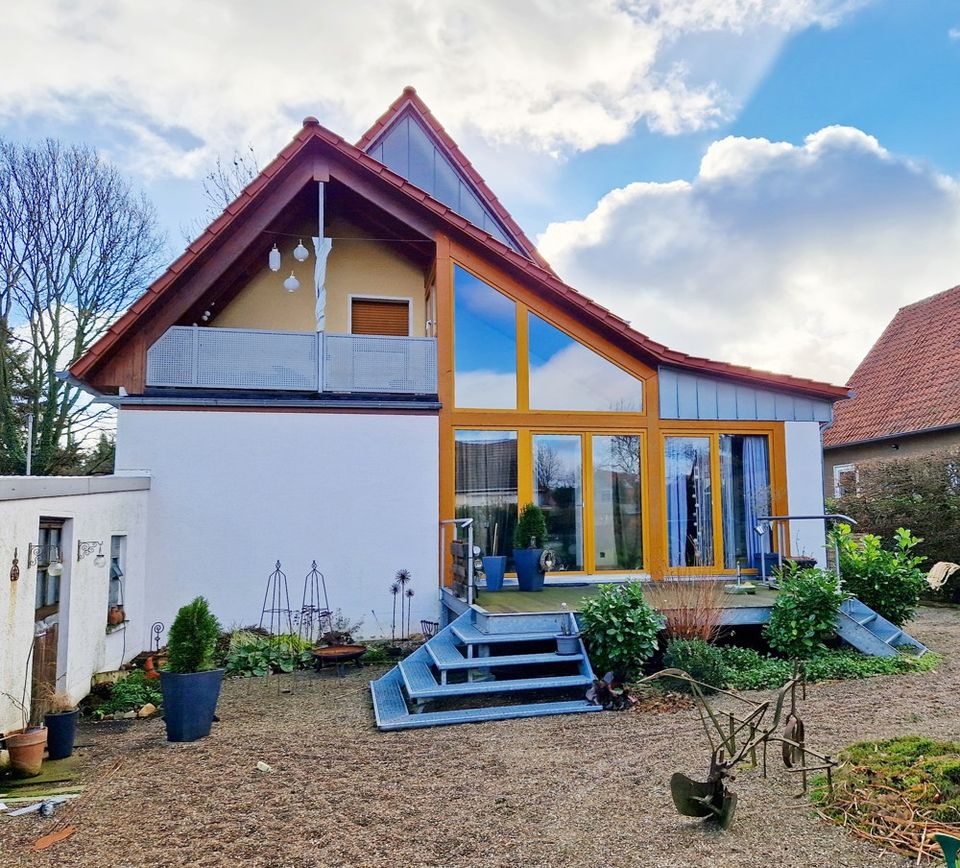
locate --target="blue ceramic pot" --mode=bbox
[159,669,224,742]
[513,548,545,592]
[482,556,507,591]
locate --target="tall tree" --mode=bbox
[0,318,29,473]
[0,138,165,475]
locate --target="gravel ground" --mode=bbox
[3,606,959,868]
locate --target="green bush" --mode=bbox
[95,671,163,716]
[225,635,314,677]
[513,503,548,549]
[829,448,960,601]
[579,582,661,677]
[662,638,726,693]
[166,597,222,674]
[832,524,926,626]
[718,645,939,690]
[764,567,846,658]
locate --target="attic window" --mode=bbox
[350,298,410,336]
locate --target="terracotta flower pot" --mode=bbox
[4,726,48,777]
[108,606,125,626]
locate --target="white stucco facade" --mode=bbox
[784,420,829,563]
[0,476,150,732]
[115,408,440,644]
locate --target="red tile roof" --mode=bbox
[356,86,555,274]
[71,93,850,403]
[824,284,960,447]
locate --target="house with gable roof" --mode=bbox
[66,87,852,641]
[824,284,960,497]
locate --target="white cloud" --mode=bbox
[0,1,863,177]
[538,127,960,384]
[950,26,960,40]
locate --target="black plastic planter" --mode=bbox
[159,669,224,742]
[44,709,79,760]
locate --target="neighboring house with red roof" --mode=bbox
[65,87,850,636]
[823,285,960,498]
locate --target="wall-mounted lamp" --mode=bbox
[10,547,20,582]
[78,540,107,567]
[28,543,63,575]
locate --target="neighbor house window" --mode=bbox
[350,298,410,336]
[533,434,584,570]
[833,464,857,497]
[455,431,518,569]
[593,435,643,570]
[719,435,771,569]
[454,266,517,409]
[109,535,126,608]
[528,313,642,412]
[665,437,714,567]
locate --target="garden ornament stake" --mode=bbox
[636,663,837,830]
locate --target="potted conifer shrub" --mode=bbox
[513,503,550,592]
[160,596,223,743]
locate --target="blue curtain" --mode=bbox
[665,440,689,567]
[720,437,738,569]
[742,435,771,564]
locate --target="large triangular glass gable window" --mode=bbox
[528,313,643,412]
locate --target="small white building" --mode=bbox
[0,476,149,731]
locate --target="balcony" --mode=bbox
[145,326,438,395]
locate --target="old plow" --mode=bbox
[638,665,838,829]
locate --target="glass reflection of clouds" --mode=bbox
[454,266,517,408]
[528,313,642,412]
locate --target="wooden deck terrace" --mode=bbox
[441,581,779,627]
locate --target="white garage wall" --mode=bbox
[0,477,150,732]
[115,408,440,645]
[784,421,829,565]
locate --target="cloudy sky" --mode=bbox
[2,0,959,384]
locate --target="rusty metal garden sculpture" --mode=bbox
[637,664,838,829]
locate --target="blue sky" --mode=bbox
[2,1,960,383]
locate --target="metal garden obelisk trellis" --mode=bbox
[258,560,296,694]
[298,560,332,646]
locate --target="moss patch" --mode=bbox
[813,736,960,860]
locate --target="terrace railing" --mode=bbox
[146,325,438,395]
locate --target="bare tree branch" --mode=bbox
[0,138,165,474]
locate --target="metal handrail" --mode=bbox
[755,514,858,583]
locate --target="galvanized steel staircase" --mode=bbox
[370,610,600,731]
[836,597,928,658]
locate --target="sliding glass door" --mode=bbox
[454,430,518,569]
[665,436,715,568]
[592,435,643,571]
[533,434,584,571]
[720,434,772,569]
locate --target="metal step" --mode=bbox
[451,621,556,645]
[427,632,582,671]
[836,597,928,657]
[400,651,592,700]
[371,673,600,731]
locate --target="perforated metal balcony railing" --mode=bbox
[145,326,438,395]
